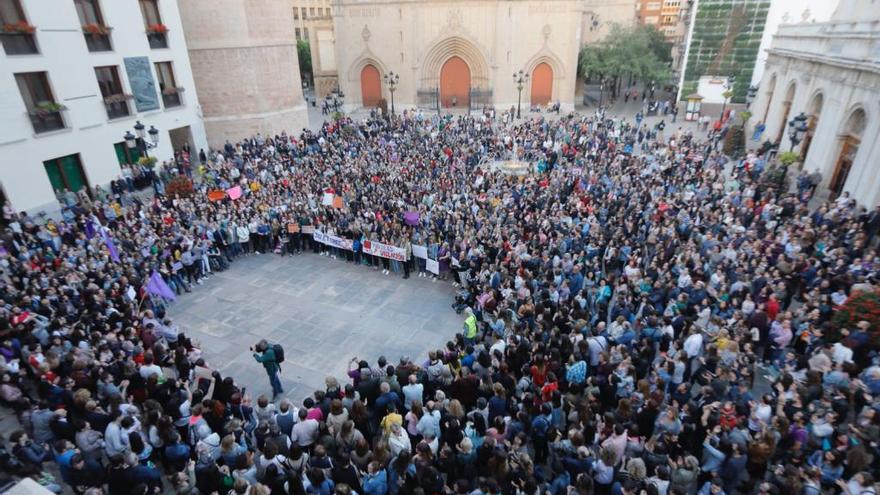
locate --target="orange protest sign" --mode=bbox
[207,190,226,201]
[332,196,344,209]
[287,223,300,233]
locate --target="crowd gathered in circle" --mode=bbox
[0,105,879,495]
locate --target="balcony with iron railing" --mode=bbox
[1,21,38,55]
[161,87,184,109]
[146,24,168,49]
[28,103,67,134]
[103,94,133,120]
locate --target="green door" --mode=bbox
[43,160,65,193]
[60,155,87,193]
[43,154,88,194]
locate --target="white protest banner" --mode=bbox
[313,230,354,251]
[363,240,406,261]
[301,225,316,234]
[412,244,428,260]
[426,259,440,275]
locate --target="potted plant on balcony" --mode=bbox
[82,23,112,36]
[29,102,67,118]
[137,156,158,169]
[146,23,168,34]
[103,94,133,105]
[1,20,36,34]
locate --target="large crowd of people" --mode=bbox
[0,105,878,495]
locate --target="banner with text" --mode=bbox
[363,240,407,261]
[313,230,354,251]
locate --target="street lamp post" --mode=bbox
[384,71,400,115]
[513,70,529,119]
[125,120,159,158]
[599,79,605,108]
[746,85,758,109]
[788,112,808,151]
[720,75,736,122]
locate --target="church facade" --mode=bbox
[329,0,598,112]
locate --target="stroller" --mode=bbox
[452,288,475,314]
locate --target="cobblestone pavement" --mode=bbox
[167,253,463,403]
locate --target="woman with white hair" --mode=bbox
[388,422,411,457]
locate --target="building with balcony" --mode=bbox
[749,0,880,206]
[0,0,207,214]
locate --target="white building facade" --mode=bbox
[0,0,207,214]
[750,0,880,206]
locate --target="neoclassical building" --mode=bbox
[750,0,880,206]
[329,0,604,112]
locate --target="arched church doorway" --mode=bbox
[440,56,470,109]
[830,108,866,199]
[360,64,381,107]
[531,63,553,106]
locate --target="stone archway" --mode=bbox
[420,35,490,93]
[830,107,867,199]
[531,63,553,106]
[800,91,823,164]
[360,64,382,107]
[440,56,470,108]
[775,82,796,143]
[761,74,776,123]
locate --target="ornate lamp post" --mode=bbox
[513,70,529,119]
[788,112,808,151]
[384,71,400,115]
[720,75,736,121]
[125,120,159,157]
[746,85,758,109]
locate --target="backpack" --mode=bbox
[272,344,285,364]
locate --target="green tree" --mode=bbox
[296,39,313,86]
[638,24,673,65]
[578,23,671,96]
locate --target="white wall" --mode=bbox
[0,0,207,214]
[751,0,838,85]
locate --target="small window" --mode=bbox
[309,7,315,17]
[0,0,38,55]
[76,0,112,51]
[95,66,130,119]
[295,27,301,40]
[293,7,299,20]
[16,72,66,133]
[155,61,182,108]
[303,28,309,40]
[301,7,307,19]
[140,0,167,48]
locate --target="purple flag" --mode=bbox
[101,228,120,263]
[403,211,420,226]
[146,271,176,301]
[84,218,96,240]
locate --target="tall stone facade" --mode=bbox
[331,0,591,112]
[749,0,880,207]
[178,0,308,147]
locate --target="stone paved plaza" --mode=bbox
[167,253,463,403]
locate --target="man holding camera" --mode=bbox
[251,340,283,400]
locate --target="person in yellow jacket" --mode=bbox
[463,307,478,344]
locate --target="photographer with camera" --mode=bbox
[251,340,283,400]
